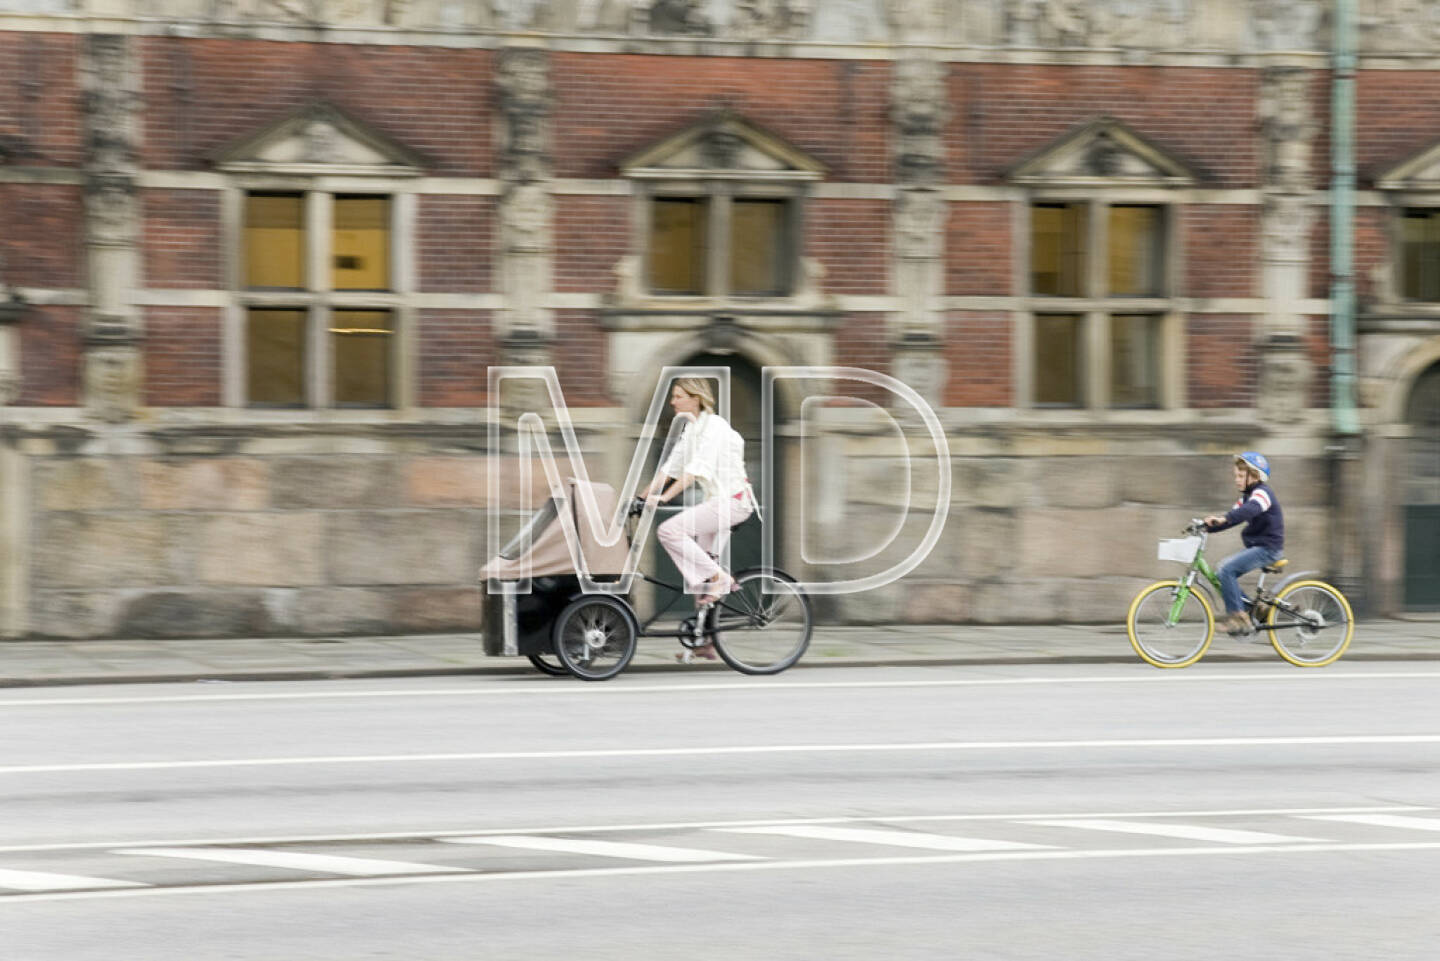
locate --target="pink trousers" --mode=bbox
[656,498,753,593]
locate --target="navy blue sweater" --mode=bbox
[1209,482,1285,553]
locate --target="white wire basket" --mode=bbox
[1157,536,1202,564]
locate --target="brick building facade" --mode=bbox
[1,0,1437,639]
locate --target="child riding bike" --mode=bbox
[1203,451,1283,637]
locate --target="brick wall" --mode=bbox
[945,201,1011,296]
[950,64,1260,187]
[1356,72,1440,184]
[418,309,493,407]
[831,312,891,401]
[550,309,611,405]
[0,33,82,167]
[1187,313,1257,408]
[0,184,84,289]
[144,307,222,406]
[418,195,494,293]
[139,39,493,175]
[554,196,629,293]
[1184,206,1259,298]
[142,189,222,289]
[943,312,1011,406]
[806,199,889,294]
[14,305,81,406]
[551,54,891,182]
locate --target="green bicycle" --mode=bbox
[1126,520,1355,669]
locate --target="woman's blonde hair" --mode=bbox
[673,377,716,413]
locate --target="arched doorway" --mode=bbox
[649,352,780,612]
[1405,363,1440,609]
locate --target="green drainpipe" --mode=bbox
[1330,0,1360,436]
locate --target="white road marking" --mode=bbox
[1299,813,1440,832]
[716,825,1048,852]
[0,868,147,892]
[0,805,1423,855]
[112,847,459,877]
[6,841,1440,904]
[1022,818,1326,845]
[3,671,1437,707]
[5,733,1440,775]
[443,835,761,862]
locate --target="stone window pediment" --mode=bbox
[1377,138,1440,192]
[620,111,828,183]
[1006,117,1196,189]
[211,102,426,177]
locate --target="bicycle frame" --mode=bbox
[1165,528,1321,632]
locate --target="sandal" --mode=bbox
[675,644,718,664]
[697,574,738,606]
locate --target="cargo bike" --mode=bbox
[481,478,812,681]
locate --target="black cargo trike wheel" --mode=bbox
[552,595,638,681]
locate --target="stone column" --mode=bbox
[0,273,28,639]
[82,35,144,423]
[496,46,556,379]
[1257,65,1316,426]
[889,56,948,409]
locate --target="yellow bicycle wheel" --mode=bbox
[1126,579,1215,668]
[1266,579,1354,667]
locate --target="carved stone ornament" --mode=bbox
[82,337,141,426]
[732,0,813,39]
[1258,337,1313,425]
[1360,0,1440,52]
[886,0,946,39]
[893,59,947,186]
[87,174,138,246]
[502,182,553,253]
[1006,0,1189,49]
[1253,0,1324,51]
[701,128,745,168]
[896,189,946,261]
[497,48,551,182]
[646,0,713,35]
[1260,67,1315,192]
[890,330,947,410]
[1262,192,1314,264]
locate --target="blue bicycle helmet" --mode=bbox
[1235,451,1270,482]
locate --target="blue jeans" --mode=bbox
[1215,546,1281,615]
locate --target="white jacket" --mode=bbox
[661,411,751,504]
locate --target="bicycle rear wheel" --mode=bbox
[1126,579,1215,668]
[706,568,812,675]
[553,596,637,681]
[1266,580,1354,667]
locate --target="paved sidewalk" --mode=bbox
[1,619,1435,687]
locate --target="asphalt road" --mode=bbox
[3,661,1439,960]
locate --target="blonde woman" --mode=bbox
[643,378,755,656]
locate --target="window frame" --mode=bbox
[227,183,414,410]
[638,179,804,301]
[1019,194,1183,410]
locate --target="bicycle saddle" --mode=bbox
[1262,558,1288,573]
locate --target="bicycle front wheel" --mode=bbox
[1266,580,1354,667]
[706,568,812,675]
[1126,579,1215,668]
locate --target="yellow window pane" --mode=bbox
[1031,203,1085,296]
[1111,314,1160,408]
[333,196,390,290]
[730,199,787,296]
[1402,209,1440,302]
[1108,205,1163,296]
[247,309,306,406]
[245,194,304,288]
[650,199,707,294]
[332,309,392,407]
[1034,313,1081,406]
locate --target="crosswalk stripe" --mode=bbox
[715,825,1049,852]
[112,847,459,877]
[1299,813,1440,832]
[443,835,762,862]
[0,867,147,892]
[1022,819,1326,845]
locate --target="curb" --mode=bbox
[2,650,1434,689]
